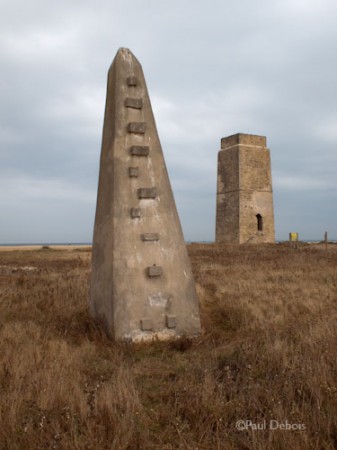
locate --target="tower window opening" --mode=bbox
[256,214,263,231]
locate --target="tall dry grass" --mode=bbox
[0,243,336,449]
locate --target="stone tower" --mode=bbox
[90,48,201,342]
[216,133,275,244]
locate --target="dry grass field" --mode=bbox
[0,243,337,449]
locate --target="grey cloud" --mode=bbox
[0,0,337,243]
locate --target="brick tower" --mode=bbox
[90,48,201,341]
[216,133,275,244]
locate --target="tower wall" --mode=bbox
[216,133,275,244]
[216,148,240,243]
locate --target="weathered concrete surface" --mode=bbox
[90,48,201,342]
[216,133,275,244]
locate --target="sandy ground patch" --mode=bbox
[0,245,92,252]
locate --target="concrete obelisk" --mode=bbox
[90,48,201,342]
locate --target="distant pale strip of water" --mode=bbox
[0,242,92,247]
[0,240,336,247]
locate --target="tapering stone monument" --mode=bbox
[90,48,201,342]
[216,133,275,244]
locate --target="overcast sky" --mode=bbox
[1,0,336,243]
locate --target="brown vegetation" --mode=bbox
[0,243,337,449]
